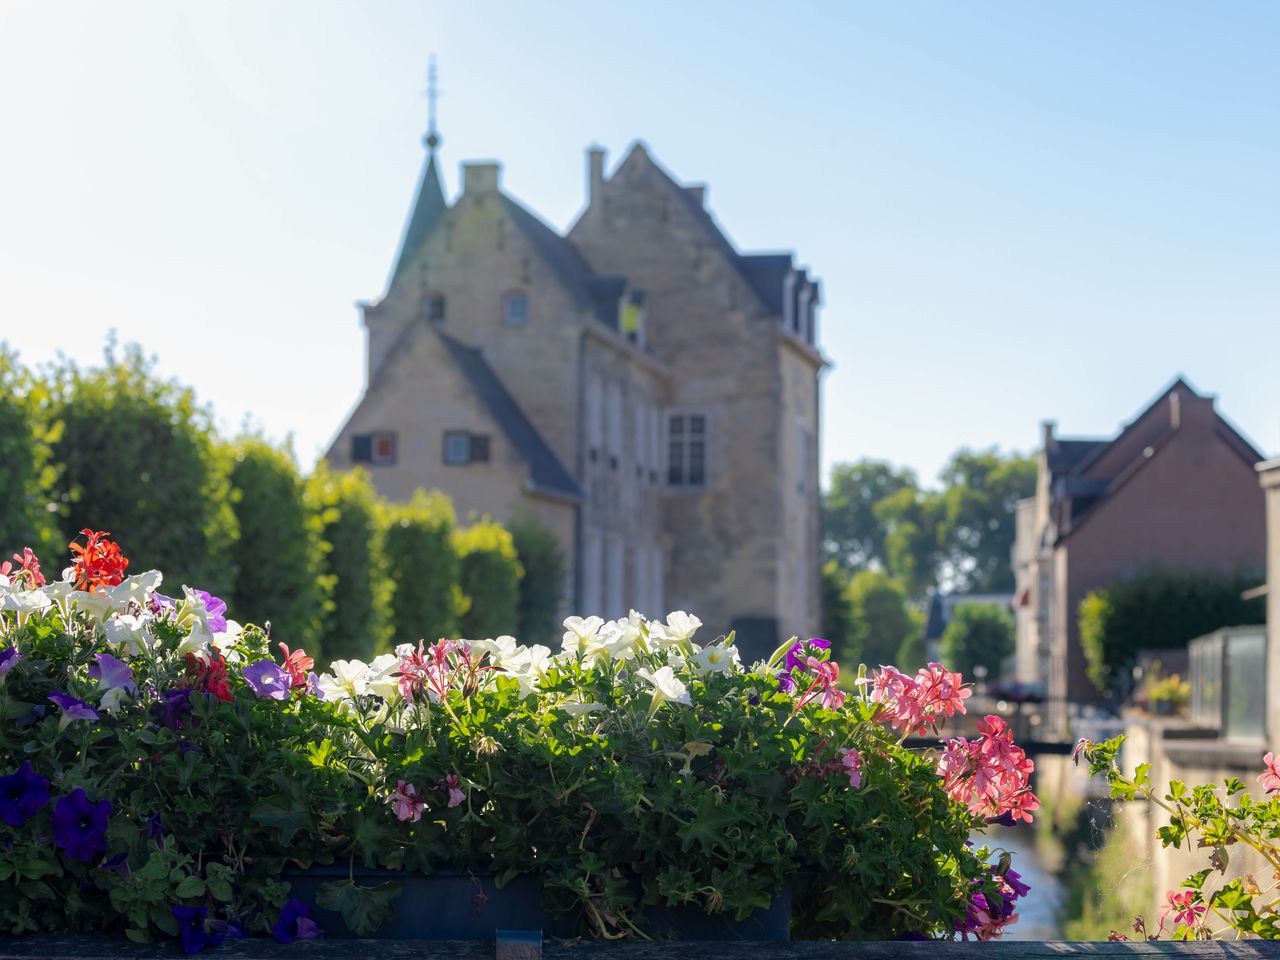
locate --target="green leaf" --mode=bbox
[173,875,206,899]
[207,878,234,903]
[316,880,402,937]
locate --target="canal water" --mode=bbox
[984,824,1063,940]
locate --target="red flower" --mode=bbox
[68,530,129,593]
[278,643,314,691]
[185,653,233,703]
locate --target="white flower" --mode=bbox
[502,643,552,698]
[470,635,520,667]
[560,700,606,717]
[598,611,646,662]
[636,665,692,709]
[67,590,114,624]
[319,659,369,703]
[367,653,402,702]
[212,620,245,663]
[649,611,702,649]
[103,613,156,657]
[693,640,741,676]
[100,686,131,714]
[1,588,52,616]
[103,570,163,609]
[561,616,604,656]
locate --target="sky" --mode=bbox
[1,1,1276,485]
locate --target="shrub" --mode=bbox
[454,518,522,640]
[843,569,919,667]
[223,437,328,654]
[1078,567,1265,693]
[820,559,854,655]
[380,490,461,648]
[305,462,390,661]
[940,602,1014,679]
[0,347,59,559]
[508,515,565,648]
[41,342,237,595]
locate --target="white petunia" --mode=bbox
[1,588,53,617]
[560,700,606,717]
[212,620,245,663]
[502,643,552,698]
[104,570,163,609]
[649,611,702,649]
[598,611,646,662]
[470,635,520,667]
[366,653,402,702]
[693,640,741,675]
[636,665,692,711]
[561,616,605,657]
[318,659,370,703]
[67,589,115,624]
[102,613,156,656]
[99,686,131,714]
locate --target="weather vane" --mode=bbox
[424,54,440,152]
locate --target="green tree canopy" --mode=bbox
[939,602,1015,679]
[305,461,391,662]
[454,518,523,641]
[935,449,1036,594]
[508,514,566,648]
[223,436,327,654]
[874,487,945,600]
[0,346,60,559]
[844,569,921,669]
[380,489,461,649]
[820,560,854,659]
[1078,567,1265,693]
[822,460,917,572]
[43,342,237,595]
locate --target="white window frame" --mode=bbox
[666,409,710,489]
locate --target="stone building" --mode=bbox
[1011,378,1266,711]
[326,121,827,656]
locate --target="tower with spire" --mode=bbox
[329,73,828,657]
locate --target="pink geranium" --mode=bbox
[441,773,466,808]
[863,663,971,735]
[839,747,863,789]
[388,780,424,822]
[937,715,1038,823]
[1161,889,1206,930]
[1259,752,1280,794]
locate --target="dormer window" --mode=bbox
[503,292,528,326]
[426,295,446,323]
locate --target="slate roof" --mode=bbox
[500,194,599,310]
[390,150,447,287]
[739,254,794,315]
[437,332,581,501]
[1046,438,1106,476]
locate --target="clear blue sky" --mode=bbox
[2,1,1276,484]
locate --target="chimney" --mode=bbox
[1169,391,1182,429]
[1040,420,1056,452]
[587,146,606,204]
[685,184,707,207]
[462,161,501,196]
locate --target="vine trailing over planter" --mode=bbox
[0,531,1037,949]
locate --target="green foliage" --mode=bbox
[934,449,1036,594]
[873,486,945,600]
[41,342,237,595]
[508,515,566,648]
[843,569,920,668]
[822,460,917,572]
[0,346,59,558]
[380,489,461,647]
[305,461,391,661]
[939,602,1014,678]
[1077,567,1265,693]
[223,437,328,654]
[820,559,854,655]
[454,518,522,640]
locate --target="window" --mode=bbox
[667,413,707,487]
[443,431,490,465]
[426,295,446,323]
[503,292,528,326]
[620,290,646,347]
[352,431,396,466]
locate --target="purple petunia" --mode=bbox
[51,788,112,862]
[242,660,291,701]
[154,688,194,730]
[189,589,227,634]
[49,692,99,727]
[0,761,50,827]
[784,637,830,673]
[146,811,166,842]
[172,905,224,954]
[89,653,137,693]
[271,899,323,943]
[0,646,20,682]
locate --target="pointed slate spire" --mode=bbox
[389,56,447,288]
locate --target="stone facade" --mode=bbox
[1260,458,1280,744]
[327,137,827,657]
[1012,379,1266,716]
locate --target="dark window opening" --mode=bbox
[504,293,528,326]
[352,432,396,466]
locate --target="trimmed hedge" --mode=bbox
[380,490,462,649]
[455,518,523,641]
[509,515,566,648]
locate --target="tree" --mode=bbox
[454,519,523,641]
[939,602,1015,679]
[844,570,921,669]
[822,460,917,572]
[874,487,945,600]
[305,462,391,662]
[935,448,1036,594]
[43,342,237,595]
[380,490,462,649]
[0,346,60,559]
[1078,568,1265,694]
[508,515,566,648]
[820,560,854,657]
[223,437,327,654]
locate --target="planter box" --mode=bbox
[282,866,790,942]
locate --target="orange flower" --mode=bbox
[68,530,129,593]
